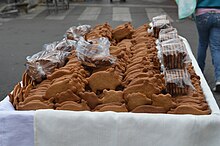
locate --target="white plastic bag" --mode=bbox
[176,0,197,19]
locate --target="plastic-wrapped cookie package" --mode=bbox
[26,50,70,82]
[164,69,195,95]
[156,33,181,60]
[149,15,171,38]
[152,15,168,22]
[76,37,116,68]
[43,38,76,52]
[158,27,178,42]
[65,25,92,41]
[161,39,191,69]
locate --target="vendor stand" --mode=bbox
[1,37,220,146]
[1,17,220,145]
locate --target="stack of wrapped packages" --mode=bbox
[8,16,211,115]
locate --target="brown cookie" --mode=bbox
[168,105,211,115]
[132,105,167,113]
[151,94,176,112]
[98,104,128,112]
[88,69,121,92]
[17,100,54,110]
[125,92,152,111]
[79,92,101,109]
[100,89,124,104]
[56,100,90,111]
[123,80,161,99]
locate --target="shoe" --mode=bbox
[213,81,220,92]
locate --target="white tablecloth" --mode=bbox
[1,37,220,146]
[35,110,220,146]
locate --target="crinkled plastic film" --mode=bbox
[156,45,165,72]
[26,50,70,82]
[152,15,167,22]
[43,39,76,52]
[164,69,195,95]
[159,27,178,42]
[161,41,186,56]
[152,19,171,38]
[65,25,91,41]
[148,15,169,37]
[152,19,170,28]
[76,37,116,67]
[159,27,177,35]
[160,37,182,45]
[161,40,191,69]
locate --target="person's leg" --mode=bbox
[209,13,220,84]
[195,13,210,72]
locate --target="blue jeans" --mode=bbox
[195,12,220,82]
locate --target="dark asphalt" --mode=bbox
[0,0,219,107]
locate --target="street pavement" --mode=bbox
[0,0,219,107]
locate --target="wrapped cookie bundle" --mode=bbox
[76,37,116,68]
[161,38,191,69]
[158,27,178,42]
[164,69,193,95]
[26,42,71,83]
[148,15,171,38]
[65,24,91,41]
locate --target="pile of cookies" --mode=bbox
[8,19,211,115]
